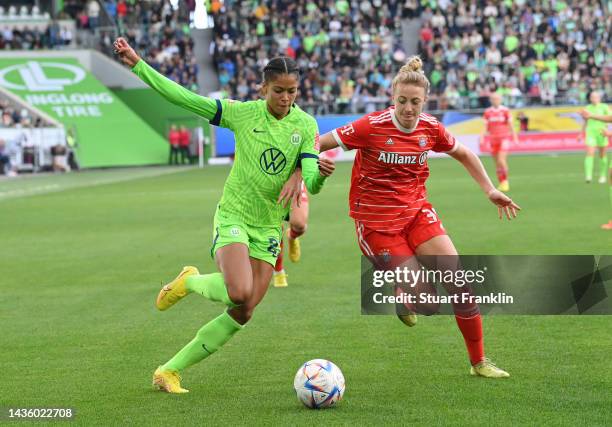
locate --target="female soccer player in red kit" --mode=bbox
[287,56,520,378]
[481,92,519,192]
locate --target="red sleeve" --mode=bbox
[505,109,511,124]
[331,115,372,150]
[432,122,458,153]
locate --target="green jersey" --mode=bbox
[132,60,326,227]
[585,103,610,135]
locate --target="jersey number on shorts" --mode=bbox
[422,208,439,224]
[267,238,280,257]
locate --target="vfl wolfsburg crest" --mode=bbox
[260,148,287,175]
[290,131,302,145]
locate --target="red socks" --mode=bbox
[455,314,485,365]
[274,240,284,272]
[496,168,508,183]
[289,227,303,240]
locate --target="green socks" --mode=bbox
[600,157,609,180]
[585,156,594,181]
[162,311,243,371]
[186,273,236,307]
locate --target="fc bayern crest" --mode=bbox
[419,137,427,147]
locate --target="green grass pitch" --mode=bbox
[1,154,611,425]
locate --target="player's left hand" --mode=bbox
[278,169,303,208]
[487,189,521,220]
[318,158,335,177]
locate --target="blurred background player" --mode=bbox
[168,124,180,165]
[273,182,309,288]
[580,109,612,229]
[288,56,520,378]
[481,93,519,192]
[114,37,334,394]
[581,91,610,184]
[178,125,191,165]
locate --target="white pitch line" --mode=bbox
[0,167,192,202]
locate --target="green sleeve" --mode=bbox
[301,157,326,195]
[299,117,326,194]
[131,60,219,121]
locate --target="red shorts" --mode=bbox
[354,202,446,266]
[489,136,509,155]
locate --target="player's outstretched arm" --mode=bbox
[449,144,521,220]
[580,110,612,123]
[113,37,218,120]
[319,132,339,152]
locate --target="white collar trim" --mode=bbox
[391,109,419,134]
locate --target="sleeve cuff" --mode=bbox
[332,129,349,151]
[131,59,143,72]
[445,142,460,154]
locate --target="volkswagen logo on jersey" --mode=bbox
[290,131,302,145]
[260,148,287,175]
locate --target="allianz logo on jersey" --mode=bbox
[378,151,428,165]
[0,61,86,91]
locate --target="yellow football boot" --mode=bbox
[152,367,189,393]
[156,266,199,311]
[288,237,301,263]
[397,312,418,327]
[273,270,288,288]
[470,358,510,378]
[497,180,510,192]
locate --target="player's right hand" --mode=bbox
[579,109,591,120]
[113,37,140,68]
[278,169,303,208]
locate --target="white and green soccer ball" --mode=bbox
[293,359,345,409]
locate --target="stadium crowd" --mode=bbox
[417,0,611,109]
[1,1,198,91]
[210,0,407,114]
[210,0,610,112]
[0,100,45,129]
[1,1,609,113]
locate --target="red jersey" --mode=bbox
[168,129,180,146]
[483,106,511,137]
[332,108,458,232]
[179,129,191,147]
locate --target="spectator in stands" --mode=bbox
[0,139,11,176]
[87,0,100,31]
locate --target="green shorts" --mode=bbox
[211,206,282,266]
[585,133,609,148]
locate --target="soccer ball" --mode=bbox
[293,359,345,409]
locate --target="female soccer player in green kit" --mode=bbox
[581,91,610,184]
[113,37,335,393]
[580,108,612,229]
